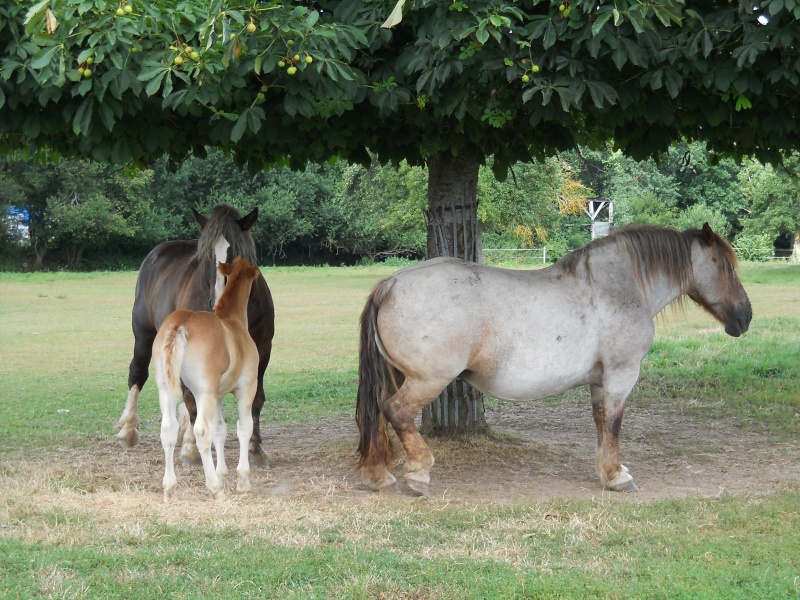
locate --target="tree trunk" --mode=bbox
[420,153,488,435]
[793,232,800,263]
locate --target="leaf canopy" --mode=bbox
[2,1,800,176]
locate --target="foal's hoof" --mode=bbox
[116,428,139,449]
[404,475,431,499]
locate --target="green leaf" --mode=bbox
[231,112,247,142]
[72,98,93,136]
[305,11,319,28]
[99,103,116,131]
[592,12,613,37]
[145,72,166,96]
[23,0,49,36]
[30,46,58,70]
[247,107,263,135]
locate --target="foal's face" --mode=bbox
[688,237,752,337]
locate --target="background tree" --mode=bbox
[737,155,800,260]
[0,156,152,266]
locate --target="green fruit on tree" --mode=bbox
[559,4,565,11]
[287,39,294,46]
[247,23,256,33]
[293,54,300,62]
[83,68,92,78]
[257,92,265,100]
[124,4,133,13]
[86,57,94,65]
[116,7,125,16]
[521,74,530,83]
[190,51,199,60]
[260,85,268,92]
[563,7,571,17]
[174,56,183,66]
[532,64,540,73]
[305,55,313,64]
[287,66,297,75]
[278,60,286,68]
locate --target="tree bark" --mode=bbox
[793,232,800,263]
[420,153,488,435]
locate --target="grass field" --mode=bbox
[0,262,799,598]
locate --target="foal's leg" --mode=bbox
[157,385,180,503]
[194,395,225,501]
[234,382,257,493]
[594,371,639,492]
[382,378,448,498]
[212,400,228,480]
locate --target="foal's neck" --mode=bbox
[214,279,251,327]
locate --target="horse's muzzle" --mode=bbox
[723,299,753,337]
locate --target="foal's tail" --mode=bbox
[355,278,397,473]
[160,324,189,402]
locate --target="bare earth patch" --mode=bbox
[5,400,797,517]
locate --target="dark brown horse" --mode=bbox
[117,205,275,467]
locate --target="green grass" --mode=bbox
[1,492,798,598]
[1,262,799,598]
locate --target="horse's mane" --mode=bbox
[196,205,257,264]
[556,224,738,291]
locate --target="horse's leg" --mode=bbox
[234,383,256,493]
[248,353,270,467]
[194,395,225,501]
[212,399,228,480]
[117,328,154,448]
[157,386,180,503]
[178,389,201,466]
[594,371,640,492]
[382,378,448,498]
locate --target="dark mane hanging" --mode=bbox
[556,224,739,292]
[196,205,258,264]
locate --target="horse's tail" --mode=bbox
[355,278,397,473]
[161,324,189,402]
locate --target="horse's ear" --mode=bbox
[701,222,715,247]
[192,207,208,230]
[217,261,233,276]
[238,208,258,232]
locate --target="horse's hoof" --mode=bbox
[116,428,139,449]
[248,448,269,468]
[404,474,431,499]
[361,468,397,491]
[211,489,226,502]
[179,447,201,467]
[605,471,639,492]
[236,476,252,493]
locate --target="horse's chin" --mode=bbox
[724,322,743,337]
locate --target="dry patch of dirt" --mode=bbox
[3,400,798,518]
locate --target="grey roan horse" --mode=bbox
[356,223,752,497]
[117,205,275,467]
